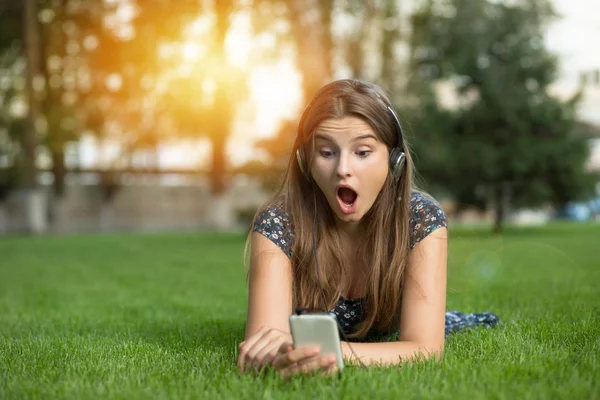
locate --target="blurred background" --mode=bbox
[0,0,598,236]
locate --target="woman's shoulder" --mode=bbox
[251,201,294,258]
[408,191,448,250]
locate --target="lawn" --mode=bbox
[1,223,598,399]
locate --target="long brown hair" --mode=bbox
[246,79,416,339]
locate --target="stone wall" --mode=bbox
[2,174,559,235]
[0,175,271,235]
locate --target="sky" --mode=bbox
[545,0,600,171]
[545,0,600,95]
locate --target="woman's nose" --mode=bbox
[336,152,352,177]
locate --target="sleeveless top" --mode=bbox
[251,192,450,340]
[251,192,500,340]
[253,191,448,258]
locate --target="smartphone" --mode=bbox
[289,313,344,372]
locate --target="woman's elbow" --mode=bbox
[424,341,445,362]
[414,340,444,362]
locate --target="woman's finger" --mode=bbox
[272,345,321,370]
[242,339,274,372]
[278,341,293,354]
[280,354,338,379]
[238,328,290,372]
[250,337,288,370]
[237,326,270,371]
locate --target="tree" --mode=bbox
[83,0,246,195]
[1,0,252,230]
[409,0,596,232]
[241,0,404,191]
[1,0,126,231]
[1,0,96,197]
[0,46,23,204]
[21,0,46,233]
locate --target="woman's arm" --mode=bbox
[341,227,448,366]
[244,232,293,338]
[238,233,293,372]
[238,233,338,374]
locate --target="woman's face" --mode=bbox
[310,116,390,230]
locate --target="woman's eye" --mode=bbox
[357,150,371,157]
[319,150,334,157]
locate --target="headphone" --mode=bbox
[294,81,406,183]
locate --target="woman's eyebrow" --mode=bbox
[351,134,378,143]
[314,133,378,143]
[314,133,332,142]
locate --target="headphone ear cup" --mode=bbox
[389,148,406,181]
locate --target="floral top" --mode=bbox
[251,193,500,339]
[252,191,448,258]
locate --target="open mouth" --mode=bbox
[336,186,358,214]
[337,187,357,205]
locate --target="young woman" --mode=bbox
[238,79,497,377]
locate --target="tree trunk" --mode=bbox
[42,5,68,202]
[493,181,510,234]
[200,0,235,228]
[205,191,235,231]
[47,149,66,232]
[22,0,46,234]
[381,0,401,94]
[0,201,6,234]
[48,193,70,233]
[52,149,66,197]
[288,0,333,98]
[100,202,115,232]
[209,0,233,196]
[346,2,374,79]
[210,90,228,195]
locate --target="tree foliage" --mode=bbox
[1,0,596,232]
[0,0,250,196]
[409,0,596,231]
[241,0,404,191]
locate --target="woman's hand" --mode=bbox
[237,327,338,377]
[237,326,293,372]
[272,343,338,379]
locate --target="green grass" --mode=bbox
[1,223,599,399]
